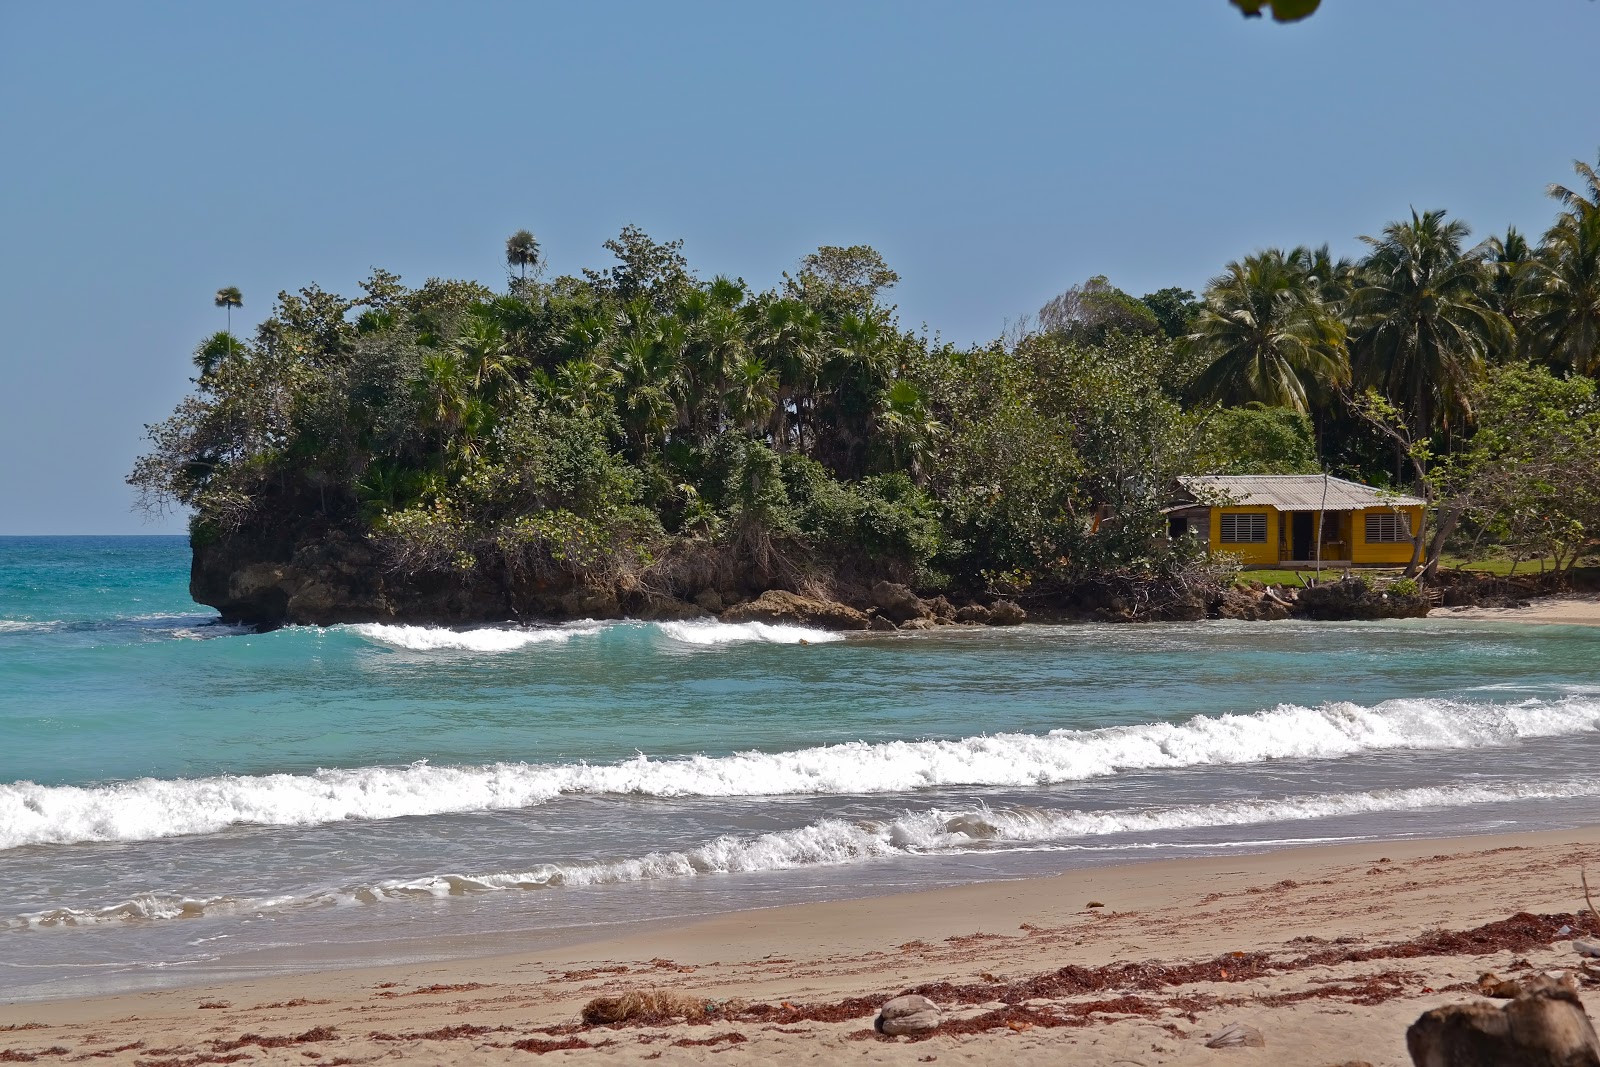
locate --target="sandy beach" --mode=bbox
[1430,592,1600,626]
[5,827,1600,1066]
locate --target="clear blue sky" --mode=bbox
[1,1,1595,534]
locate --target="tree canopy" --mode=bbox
[134,149,1600,600]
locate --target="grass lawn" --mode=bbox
[1237,557,1594,587]
[1236,567,1399,587]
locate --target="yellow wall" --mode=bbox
[1349,505,1425,564]
[1209,506,1280,565]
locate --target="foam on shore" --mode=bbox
[13,775,1596,928]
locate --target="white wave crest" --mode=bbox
[0,619,61,634]
[349,622,603,652]
[4,694,1597,850]
[655,620,843,645]
[14,776,1597,928]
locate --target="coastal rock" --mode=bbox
[899,617,937,631]
[955,603,992,624]
[557,589,621,619]
[1405,975,1600,1066]
[926,595,957,622]
[1297,577,1430,621]
[871,581,930,624]
[628,592,708,621]
[1215,588,1290,622]
[875,994,942,1036]
[721,590,872,631]
[693,588,725,614]
[987,600,1027,626]
[869,614,899,632]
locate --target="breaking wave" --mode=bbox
[346,618,843,652]
[4,693,1597,851]
[13,776,1596,928]
[654,620,844,645]
[347,621,605,652]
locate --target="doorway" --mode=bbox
[1292,512,1314,561]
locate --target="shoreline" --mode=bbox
[1429,592,1600,627]
[7,827,1600,1064]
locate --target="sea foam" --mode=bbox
[349,622,604,651]
[3,693,1597,851]
[346,618,842,651]
[13,776,1596,927]
[655,620,844,645]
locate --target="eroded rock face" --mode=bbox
[720,589,873,631]
[1406,976,1600,1067]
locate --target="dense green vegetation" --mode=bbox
[132,152,1599,611]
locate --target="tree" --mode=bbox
[214,286,243,346]
[1184,250,1347,414]
[1039,276,1161,343]
[1429,364,1600,575]
[1480,227,1542,352]
[1526,210,1600,375]
[505,230,541,281]
[791,245,899,308]
[1349,209,1509,438]
[1199,404,1319,474]
[1140,287,1203,340]
[1231,0,1320,19]
[1548,150,1600,225]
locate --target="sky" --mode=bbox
[0,1,1595,534]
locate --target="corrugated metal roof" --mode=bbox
[1179,475,1425,512]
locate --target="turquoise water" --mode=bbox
[2,535,1599,1001]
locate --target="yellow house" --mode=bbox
[1169,475,1426,568]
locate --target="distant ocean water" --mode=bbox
[2,535,1599,1002]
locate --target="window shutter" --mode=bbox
[1364,512,1412,543]
[1219,513,1267,543]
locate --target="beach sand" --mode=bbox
[5,827,1600,1065]
[1430,592,1600,626]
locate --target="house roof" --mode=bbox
[1178,474,1425,512]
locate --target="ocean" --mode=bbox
[2,535,1598,1002]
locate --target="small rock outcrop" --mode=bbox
[870,581,930,624]
[1297,577,1430,620]
[987,600,1027,626]
[1214,587,1291,622]
[1406,975,1600,1067]
[874,994,942,1036]
[954,603,992,624]
[720,590,873,631]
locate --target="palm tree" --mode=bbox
[1480,227,1541,351]
[1348,209,1509,438]
[1288,243,1358,312]
[1526,210,1600,375]
[1184,249,1348,414]
[724,356,777,436]
[875,379,943,481]
[214,287,243,351]
[505,230,541,281]
[414,353,470,475]
[1548,151,1600,225]
[452,309,519,401]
